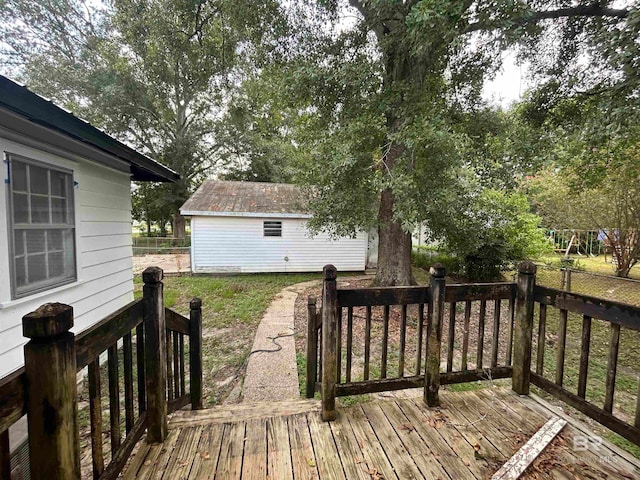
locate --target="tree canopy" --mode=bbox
[0,0,287,235]
[255,0,639,284]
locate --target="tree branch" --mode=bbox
[465,4,630,34]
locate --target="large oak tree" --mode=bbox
[278,1,639,285]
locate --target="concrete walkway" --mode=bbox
[241,280,321,403]
[240,275,372,403]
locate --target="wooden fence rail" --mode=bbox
[309,264,520,419]
[310,262,640,448]
[0,266,203,480]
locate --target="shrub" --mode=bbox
[440,190,552,281]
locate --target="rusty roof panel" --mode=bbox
[180,180,310,215]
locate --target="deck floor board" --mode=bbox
[125,388,640,479]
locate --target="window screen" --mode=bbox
[8,155,76,298]
[263,220,282,237]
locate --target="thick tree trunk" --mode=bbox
[373,188,415,286]
[172,213,186,239]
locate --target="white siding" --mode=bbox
[191,216,366,273]
[0,136,134,376]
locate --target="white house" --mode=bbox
[180,180,369,273]
[0,75,178,378]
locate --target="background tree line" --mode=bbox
[1,0,638,280]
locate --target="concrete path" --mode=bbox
[240,280,321,403]
[240,275,372,403]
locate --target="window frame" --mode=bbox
[6,153,77,299]
[263,220,283,238]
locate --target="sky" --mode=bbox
[482,51,528,108]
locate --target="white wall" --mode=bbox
[0,135,134,377]
[191,216,367,273]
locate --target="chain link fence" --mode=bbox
[132,236,191,256]
[533,265,640,307]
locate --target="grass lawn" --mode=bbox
[539,253,640,280]
[134,273,319,406]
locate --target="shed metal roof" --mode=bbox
[180,180,310,217]
[0,75,178,183]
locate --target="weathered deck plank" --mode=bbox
[188,422,225,479]
[215,422,245,479]
[288,414,319,480]
[267,416,294,480]
[241,418,267,480]
[127,389,640,480]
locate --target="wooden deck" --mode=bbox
[124,388,640,479]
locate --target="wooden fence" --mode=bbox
[309,263,640,446]
[0,266,203,480]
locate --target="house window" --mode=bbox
[263,220,282,237]
[7,155,76,298]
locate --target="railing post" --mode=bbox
[189,297,203,410]
[306,296,318,398]
[22,303,80,478]
[321,265,338,421]
[425,266,445,407]
[513,261,537,395]
[143,266,168,443]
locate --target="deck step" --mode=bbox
[169,398,321,427]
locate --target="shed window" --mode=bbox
[263,220,282,237]
[7,155,76,298]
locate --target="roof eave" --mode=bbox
[0,76,179,183]
[180,210,313,219]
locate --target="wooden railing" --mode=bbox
[0,266,203,480]
[309,265,516,420]
[530,283,640,445]
[311,263,640,448]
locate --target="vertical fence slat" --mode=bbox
[556,309,568,387]
[536,304,547,375]
[321,265,338,421]
[88,359,104,479]
[346,307,353,383]
[512,262,536,395]
[415,303,424,375]
[446,303,456,373]
[507,292,516,365]
[143,266,168,443]
[461,301,471,371]
[476,300,486,370]
[491,299,500,368]
[425,266,445,407]
[189,298,203,410]
[364,306,371,381]
[306,296,318,398]
[123,333,135,433]
[23,304,80,478]
[577,315,592,399]
[604,323,621,413]
[381,305,390,379]
[179,333,186,397]
[318,318,323,382]
[107,345,121,454]
[399,305,407,377]
[136,323,146,413]
[166,329,174,400]
[173,332,180,397]
[337,307,342,384]
[0,430,9,480]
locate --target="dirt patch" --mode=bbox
[133,253,190,274]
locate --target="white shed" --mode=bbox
[181,180,368,273]
[0,75,178,377]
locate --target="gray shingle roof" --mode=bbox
[180,180,310,216]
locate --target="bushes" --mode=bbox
[428,190,552,281]
[411,247,463,275]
